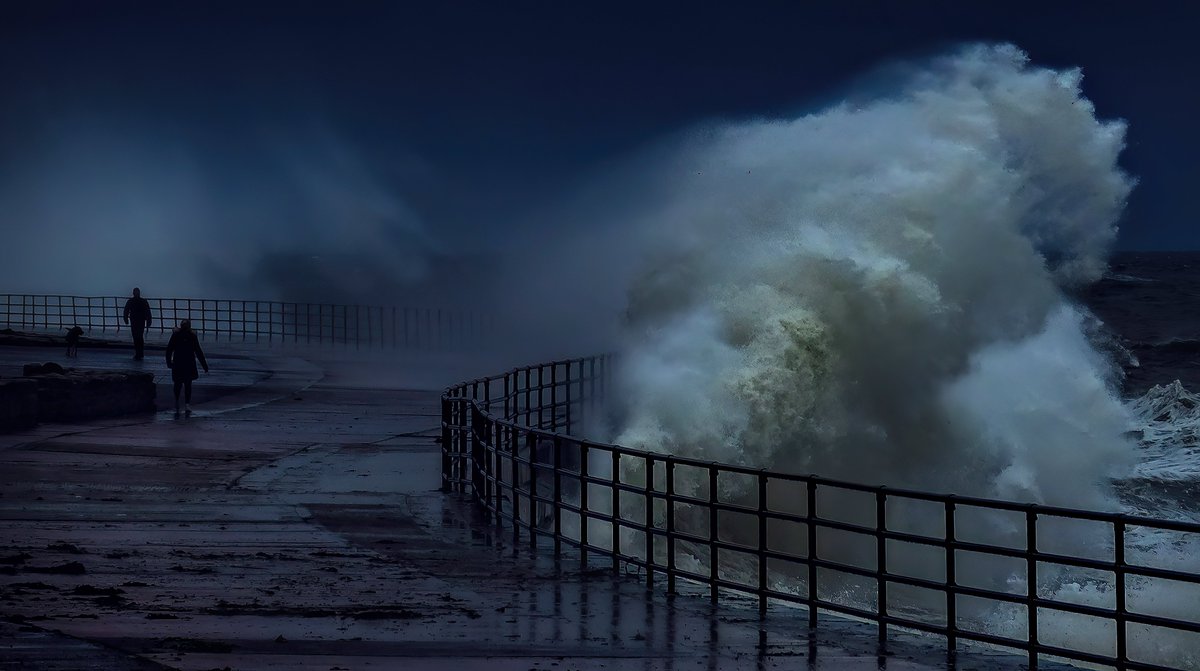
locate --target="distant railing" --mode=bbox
[442,355,1200,671]
[0,294,491,349]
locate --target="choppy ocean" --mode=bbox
[1084,251,1200,396]
[1081,251,1200,520]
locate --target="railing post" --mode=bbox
[580,442,589,566]
[538,366,546,430]
[1027,506,1039,670]
[666,458,676,595]
[807,478,818,629]
[758,471,768,614]
[550,363,558,432]
[528,431,537,548]
[877,488,888,652]
[525,368,533,426]
[709,465,719,603]
[504,372,512,421]
[486,421,497,520]
[553,435,563,555]
[612,449,621,574]
[945,496,957,657]
[440,396,452,492]
[564,361,574,433]
[470,404,483,502]
[645,455,655,589]
[468,400,477,501]
[513,425,522,544]
[1115,519,1127,667]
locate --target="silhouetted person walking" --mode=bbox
[123,288,153,360]
[166,319,208,417]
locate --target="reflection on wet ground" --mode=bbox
[0,345,1056,669]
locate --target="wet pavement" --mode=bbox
[0,343,1045,670]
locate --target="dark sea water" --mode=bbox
[1076,252,1200,529]
[1080,251,1200,396]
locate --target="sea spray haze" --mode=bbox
[0,125,437,302]
[593,44,1200,666]
[613,44,1135,511]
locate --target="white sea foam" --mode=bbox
[1130,381,1200,483]
[614,43,1134,508]
[590,44,1200,667]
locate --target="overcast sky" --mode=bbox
[1,0,1196,257]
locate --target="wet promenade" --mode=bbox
[0,344,1034,670]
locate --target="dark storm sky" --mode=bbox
[1,0,1196,251]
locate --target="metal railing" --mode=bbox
[442,355,1200,671]
[0,294,491,349]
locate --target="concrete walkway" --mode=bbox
[0,345,1038,670]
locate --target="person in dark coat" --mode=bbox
[122,287,153,360]
[165,319,208,417]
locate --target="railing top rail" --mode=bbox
[3,292,494,351]
[444,356,1200,536]
[0,293,458,312]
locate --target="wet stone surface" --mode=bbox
[0,344,1054,670]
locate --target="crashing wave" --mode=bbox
[613,43,1135,512]
[1128,380,1200,481]
[597,42,1200,669]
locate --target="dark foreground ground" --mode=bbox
[0,344,1046,670]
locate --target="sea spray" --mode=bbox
[596,42,1186,662]
[613,42,1133,517]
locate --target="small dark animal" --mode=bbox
[65,326,84,358]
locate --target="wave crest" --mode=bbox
[614,44,1134,511]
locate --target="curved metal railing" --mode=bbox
[441,355,1200,671]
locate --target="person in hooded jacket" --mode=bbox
[165,319,208,417]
